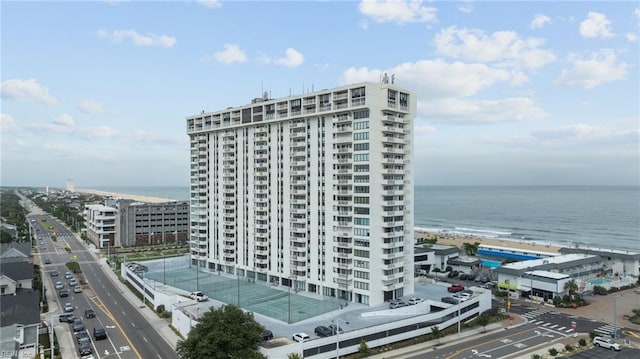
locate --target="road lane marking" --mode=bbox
[142,337,148,343]
[87,291,142,359]
[445,325,538,359]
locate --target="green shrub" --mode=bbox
[589,332,597,340]
[565,344,574,352]
[548,348,558,356]
[156,304,165,314]
[579,338,587,346]
[593,286,608,295]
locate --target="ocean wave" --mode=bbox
[453,227,512,236]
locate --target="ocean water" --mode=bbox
[89,185,640,251]
[414,186,639,252]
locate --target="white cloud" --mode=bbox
[77,99,106,114]
[358,0,437,24]
[434,27,556,69]
[0,113,19,133]
[530,14,551,29]
[532,124,639,144]
[457,5,473,14]
[80,126,119,139]
[197,0,222,9]
[626,33,638,42]
[275,48,304,67]
[635,8,640,18]
[53,113,74,127]
[420,97,549,124]
[555,49,629,88]
[341,60,517,98]
[579,12,614,38]
[41,142,77,153]
[212,44,247,64]
[97,29,176,47]
[1,79,58,105]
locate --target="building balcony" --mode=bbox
[337,168,352,174]
[335,125,352,133]
[382,125,404,134]
[381,272,404,281]
[255,257,269,265]
[382,158,404,164]
[382,136,405,145]
[290,121,306,129]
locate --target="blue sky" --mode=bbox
[1,0,638,187]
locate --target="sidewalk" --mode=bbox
[367,315,528,359]
[42,269,78,359]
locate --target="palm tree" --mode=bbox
[431,325,442,344]
[564,279,578,296]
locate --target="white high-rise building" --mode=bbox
[186,81,416,306]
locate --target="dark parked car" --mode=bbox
[85,308,96,318]
[314,326,333,337]
[447,270,459,278]
[459,273,468,280]
[78,338,92,356]
[76,330,90,343]
[93,326,107,340]
[442,297,460,305]
[260,330,273,341]
[59,289,69,297]
[73,319,84,333]
[328,323,344,334]
[58,313,75,323]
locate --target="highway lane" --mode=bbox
[38,213,179,359]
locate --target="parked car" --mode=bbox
[64,303,74,312]
[76,330,90,343]
[78,338,92,356]
[58,313,75,323]
[292,333,311,342]
[73,319,84,333]
[74,285,82,293]
[260,330,273,341]
[592,336,621,351]
[50,270,59,277]
[452,292,470,302]
[55,281,64,289]
[408,297,424,305]
[189,291,209,302]
[65,271,73,279]
[314,326,333,337]
[447,270,459,278]
[44,258,52,264]
[459,273,469,280]
[59,289,69,297]
[69,278,78,286]
[442,297,460,305]
[84,308,96,318]
[93,326,107,340]
[389,299,407,309]
[448,284,465,293]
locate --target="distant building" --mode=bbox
[477,243,558,262]
[0,223,18,241]
[414,244,461,274]
[559,246,640,278]
[115,200,189,247]
[66,179,75,191]
[84,204,117,248]
[186,82,416,306]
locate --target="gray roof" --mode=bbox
[496,255,601,276]
[416,244,459,256]
[560,247,640,260]
[0,262,33,281]
[0,290,40,327]
[0,242,31,259]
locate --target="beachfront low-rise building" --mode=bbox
[84,204,117,248]
[115,200,190,247]
[559,247,640,279]
[494,252,637,302]
[414,244,462,275]
[477,243,558,262]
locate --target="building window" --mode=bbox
[354,143,369,151]
[353,109,369,119]
[354,121,369,130]
[354,154,369,162]
[353,132,369,141]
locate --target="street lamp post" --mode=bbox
[613,295,621,339]
[334,317,349,359]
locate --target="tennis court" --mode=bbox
[144,261,341,323]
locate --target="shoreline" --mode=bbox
[75,188,176,204]
[415,228,562,254]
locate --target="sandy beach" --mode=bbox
[415,229,561,254]
[75,188,176,204]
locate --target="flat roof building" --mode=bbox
[84,204,116,248]
[186,81,416,306]
[115,200,190,247]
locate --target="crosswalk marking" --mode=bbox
[593,324,617,336]
[534,320,544,325]
[522,309,548,319]
[557,326,565,331]
[550,324,558,329]
[543,323,551,327]
[566,328,574,333]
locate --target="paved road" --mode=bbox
[36,211,178,359]
[565,347,640,358]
